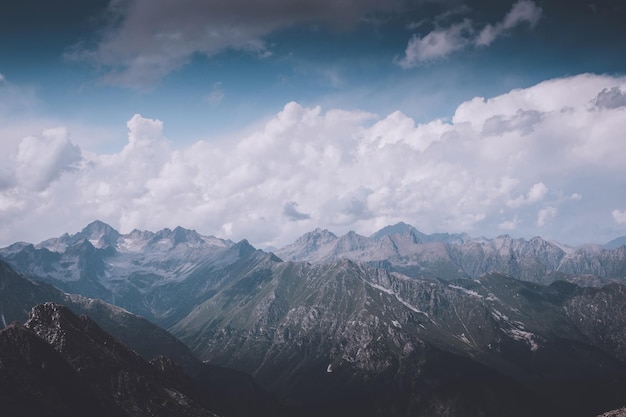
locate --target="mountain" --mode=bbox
[5,221,626,416]
[0,221,271,327]
[0,259,198,372]
[276,223,626,285]
[0,260,286,417]
[604,236,626,250]
[0,303,218,417]
[171,259,626,416]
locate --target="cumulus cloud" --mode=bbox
[15,127,82,191]
[71,0,401,88]
[2,73,626,247]
[592,87,626,110]
[397,0,542,66]
[482,109,543,136]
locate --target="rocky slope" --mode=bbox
[0,260,284,417]
[171,259,626,416]
[0,303,218,417]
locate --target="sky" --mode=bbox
[1,0,626,248]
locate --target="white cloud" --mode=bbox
[613,210,626,225]
[1,73,626,247]
[395,20,472,67]
[537,206,556,227]
[507,182,548,208]
[15,127,82,191]
[71,0,401,88]
[397,0,542,67]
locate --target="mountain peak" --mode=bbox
[79,220,120,248]
[370,222,426,241]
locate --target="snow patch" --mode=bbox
[364,281,430,317]
[448,284,482,298]
[491,309,509,322]
[391,319,402,329]
[326,364,333,373]
[508,328,539,351]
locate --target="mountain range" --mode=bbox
[2,220,626,416]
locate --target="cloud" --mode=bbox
[482,109,543,136]
[475,0,542,47]
[15,127,82,191]
[397,0,542,67]
[498,218,518,231]
[507,182,548,208]
[537,206,556,227]
[2,73,626,247]
[613,210,626,225]
[283,202,311,221]
[592,87,626,110]
[395,20,472,67]
[71,0,401,88]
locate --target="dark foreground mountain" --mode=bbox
[0,303,218,417]
[0,261,284,417]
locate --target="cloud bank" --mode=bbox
[1,74,626,247]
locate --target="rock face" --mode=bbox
[0,303,218,417]
[599,408,626,417]
[171,260,626,417]
[0,259,200,373]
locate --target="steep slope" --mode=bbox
[172,259,626,416]
[0,260,198,372]
[0,322,112,417]
[0,303,218,417]
[0,260,284,417]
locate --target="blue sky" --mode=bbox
[1,0,626,248]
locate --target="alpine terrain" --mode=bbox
[2,221,626,416]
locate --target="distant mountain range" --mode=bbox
[2,220,626,416]
[276,222,626,285]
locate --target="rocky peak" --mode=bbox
[370,222,426,242]
[172,226,205,246]
[79,220,120,249]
